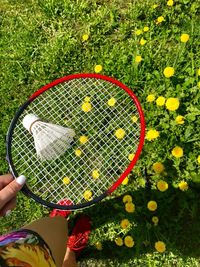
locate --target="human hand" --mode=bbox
[0,174,26,217]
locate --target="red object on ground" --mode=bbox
[49,199,73,218]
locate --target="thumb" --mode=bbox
[0,175,26,210]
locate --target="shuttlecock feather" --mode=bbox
[22,114,75,161]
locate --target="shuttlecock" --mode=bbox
[22,114,75,161]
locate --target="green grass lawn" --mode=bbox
[0,0,200,266]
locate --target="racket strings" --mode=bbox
[11,77,141,205]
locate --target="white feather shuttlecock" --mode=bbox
[22,114,75,161]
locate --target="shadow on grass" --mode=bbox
[75,182,200,264]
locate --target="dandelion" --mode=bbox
[115,237,123,246]
[62,176,71,185]
[123,194,132,203]
[140,38,147,45]
[94,65,103,73]
[135,55,142,63]
[143,26,149,32]
[180,34,190,43]
[156,16,165,24]
[125,202,135,213]
[167,0,174,6]
[95,241,103,250]
[198,155,200,164]
[156,96,165,106]
[75,149,82,157]
[120,219,130,229]
[83,190,93,201]
[171,146,183,158]
[147,200,157,211]
[197,69,200,76]
[82,34,89,41]
[122,176,129,185]
[79,135,88,144]
[175,115,184,124]
[155,241,166,253]
[84,96,91,102]
[146,94,155,102]
[152,216,159,225]
[92,170,100,179]
[82,102,92,112]
[152,162,165,174]
[128,153,135,161]
[157,180,168,192]
[163,67,175,78]
[135,29,143,35]
[115,128,126,139]
[146,129,160,141]
[108,97,116,107]
[166,98,180,111]
[132,116,138,123]
[124,236,135,248]
[178,181,188,191]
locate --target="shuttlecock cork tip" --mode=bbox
[23,114,40,132]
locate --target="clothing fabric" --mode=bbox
[0,229,56,267]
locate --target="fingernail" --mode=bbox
[5,210,12,216]
[16,175,26,185]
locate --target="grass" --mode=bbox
[0,0,200,266]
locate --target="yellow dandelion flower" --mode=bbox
[82,34,89,41]
[92,170,100,179]
[135,55,142,63]
[198,155,200,164]
[123,194,132,203]
[178,181,188,191]
[156,16,165,24]
[132,116,138,123]
[62,176,71,185]
[152,216,159,225]
[166,98,179,111]
[146,94,155,102]
[75,149,82,157]
[83,190,93,201]
[163,67,175,78]
[84,96,91,102]
[95,241,103,250]
[108,97,116,107]
[94,65,103,73]
[197,69,200,76]
[167,0,174,6]
[147,200,157,211]
[82,102,92,112]
[157,180,168,192]
[156,96,166,106]
[122,176,129,185]
[115,237,123,246]
[79,135,88,144]
[128,153,135,161]
[143,26,149,32]
[125,202,135,213]
[180,33,190,43]
[135,29,143,35]
[175,115,184,125]
[120,219,130,229]
[115,128,126,139]
[171,146,183,158]
[140,38,147,45]
[146,129,160,141]
[155,241,166,253]
[152,162,165,174]
[124,236,135,248]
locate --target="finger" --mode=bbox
[0,175,26,210]
[0,174,14,189]
[0,197,16,217]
